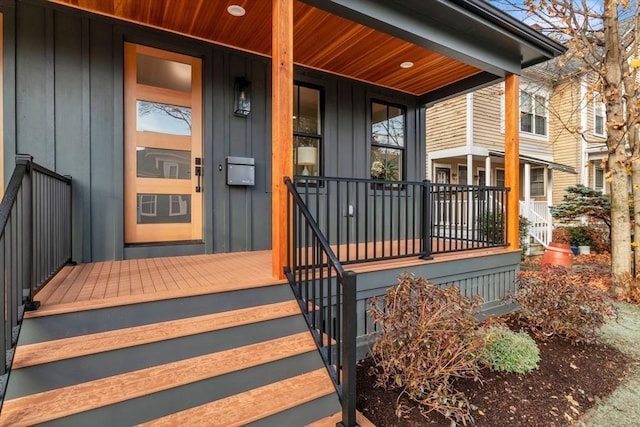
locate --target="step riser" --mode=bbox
[246,394,341,427]
[34,352,326,427]
[7,315,309,399]
[21,284,293,344]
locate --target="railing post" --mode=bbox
[15,155,36,309]
[420,180,433,260]
[338,270,358,427]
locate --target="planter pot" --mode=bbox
[578,246,591,255]
[570,246,579,256]
[541,242,573,269]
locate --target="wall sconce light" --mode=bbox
[234,77,251,117]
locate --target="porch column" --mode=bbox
[466,154,473,185]
[484,156,492,186]
[523,163,531,206]
[547,168,554,243]
[504,74,520,249]
[272,0,294,279]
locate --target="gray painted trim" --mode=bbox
[420,72,503,107]
[123,242,205,260]
[2,3,16,186]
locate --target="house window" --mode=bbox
[294,83,322,178]
[435,167,450,184]
[530,167,545,196]
[594,94,606,137]
[594,165,605,193]
[495,168,505,188]
[457,165,467,184]
[520,91,547,136]
[371,102,405,181]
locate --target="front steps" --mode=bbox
[0,283,342,426]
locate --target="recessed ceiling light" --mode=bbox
[400,61,414,69]
[227,5,246,17]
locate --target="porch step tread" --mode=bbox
[12,300,302,369]
[307,410,377,427]
[27,277,287,318]
[137,368,335,427]
[0,332,317,426]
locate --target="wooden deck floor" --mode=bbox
[30,247,511,317]
[30,251,284,317]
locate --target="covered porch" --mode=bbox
[0,0,564,425]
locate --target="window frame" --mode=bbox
[370,100,406,182]
[519,90,548,137]
[495,168,505,188]
[529,167,545,197]
[593,93,606,137]
[594,163,605,193]
[293,82,324,183]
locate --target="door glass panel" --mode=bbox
[137,100,192,135]
[136,147,191,179]
[137,194,191,224]
[136,54,191,92]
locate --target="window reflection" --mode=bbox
[137,194,191,224]
[136,147,191,179]
[137,100,192,136]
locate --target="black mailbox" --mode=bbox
[226,156,255,186]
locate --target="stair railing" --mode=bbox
[0,155,72,380]
[284,177,358,427]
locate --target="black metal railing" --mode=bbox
[428,182,509,254]
[0,155,72,377]
[294,177,509,263]
[284,177,358,427]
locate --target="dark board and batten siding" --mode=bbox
[3,1,425,263]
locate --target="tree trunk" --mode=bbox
[608,143,631,288]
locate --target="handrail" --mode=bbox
[0,155,72,386]
[284,177,358,427]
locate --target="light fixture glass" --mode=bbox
[234,77,251,117]
[400,61,414,68]
[227,5,246,17]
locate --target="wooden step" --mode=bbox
[137,368,335,427]
[0,332,317,426]
[12,300,301,369]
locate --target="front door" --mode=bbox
[124,43,202,244]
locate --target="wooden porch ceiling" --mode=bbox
[48,0,481,96]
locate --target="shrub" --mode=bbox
[567,225,594,248]
[552,227,571,244]
[480,326,540,374]
[513,266,617,344]
[477,210,505,244]
[368,273,484,426]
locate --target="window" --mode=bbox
[495,168,505,188]
[594,94,606,137]
[520,91,547,136]
[371,102,405,181]
[293,84,322,178]
[594,165,605,193]
[530,167,545,196]
[457,165,467,184]
[435,167,450,184]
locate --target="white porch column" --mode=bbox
[466,154,473,185]
[523,163,531,206]
[427,156,432,181]
[484,156,491,186]
[547,168,554,244]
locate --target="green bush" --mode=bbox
[513,266,617,344]
[368,273,484,426]
[481,326,540,374]
[567,225,594,248]
[477,211,505,244]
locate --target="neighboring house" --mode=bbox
[0,0,562,425]
[426,70,577,247]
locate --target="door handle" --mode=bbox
[195,157,202,192]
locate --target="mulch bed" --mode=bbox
[357,327,631,426]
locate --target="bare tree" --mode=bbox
[493,0,640,291]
